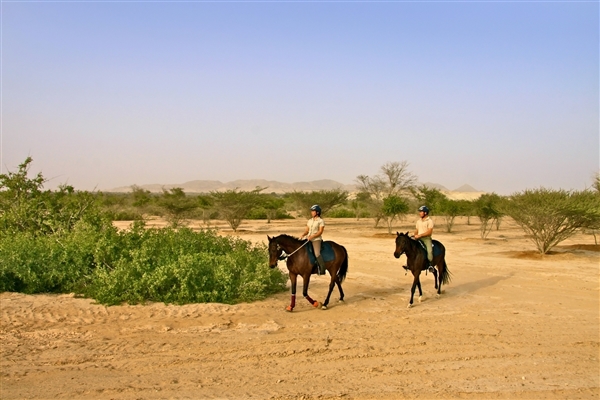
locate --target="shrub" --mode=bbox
[504,188,600,254]
[0,158,288,305]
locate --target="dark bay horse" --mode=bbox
[268,234,348,311]
[393,232,451,308]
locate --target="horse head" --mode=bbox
[267,235,284,269]
[394,231,411,258]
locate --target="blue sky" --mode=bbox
[2,1,598,194]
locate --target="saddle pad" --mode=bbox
[417,239,443,258]
[307,241,335,265]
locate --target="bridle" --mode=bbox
[273,239,309,261]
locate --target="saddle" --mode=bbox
[416,239,443,258]
[306,241,335,266]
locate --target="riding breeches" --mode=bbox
[420,237,433,263]
[311,239,322,257]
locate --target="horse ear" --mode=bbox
[396,231,400,236]
[405,231,409,236]
[267,235,271,241]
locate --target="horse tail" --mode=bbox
[337,246,349,283]
[441,260,452,285]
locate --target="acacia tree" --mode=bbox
[258,194,286,223]
[411,185,448,216]
[382,195,409,234]
[196,194,214,226]
[474,193,504,239]
[505,188,600,254]
[439,198,463,233]
[288,189,348,218]
[211,188,263,231]
[157,188,198,228]
[356,161,417,227]
[350,192,371,220]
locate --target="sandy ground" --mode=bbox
[1,217,599,399]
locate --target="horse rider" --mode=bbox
[301,204,326,275]
[413,205,435,272]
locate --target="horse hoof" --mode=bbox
[436,294,440,298]
[418,296,422,303]
[407,303,412,309]
[321,305,328,310]
[313,301,321,308]
[285,306,293,312]
[339,298,344,302]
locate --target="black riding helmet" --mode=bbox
[310,204,322,216]
[418,205,430,215]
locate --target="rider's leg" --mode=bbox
[312,240,326,275]
[421,237,434,272]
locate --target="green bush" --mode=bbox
[87,226,287,305]
[505,188,600,254]
[0,158,288,305]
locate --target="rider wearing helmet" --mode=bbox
[413,205,434,271]
[301,204,326,275]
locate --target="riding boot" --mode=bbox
[316,255,326,275]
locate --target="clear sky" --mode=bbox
[2,1,598,195]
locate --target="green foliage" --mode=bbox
[255,193,287,223]
[438,199,463,233]
[327,207,358,218]
[505,188,600,254]
[157,188,199,228]
[356,161,417,227]
[87,227,287,305]
[287,189,349,218]
[349,192,371,220]
[382,195,410,234]
[474,193,505,239]
[211,188,263,231]
[411,185,448,216]
[0,158,288,305]
[0,157,107,236]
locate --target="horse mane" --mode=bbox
[277,234,304,242]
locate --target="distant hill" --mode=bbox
[421,182,449,191]
[110,180,485,199]
[110,179,357,194]
[453,184,479,192]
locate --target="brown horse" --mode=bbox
[267,234,348,311]
[393,232,451,308]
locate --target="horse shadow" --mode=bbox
[447,273,514,297]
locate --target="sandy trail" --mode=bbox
[1,218,598,399]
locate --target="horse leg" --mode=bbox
[417,275,423,303]
[286,273,297,312]
[437,262,444,296]
[336,275,345,302]
[322,271,337,310]
[302,273,320,308]
[408,274,418,308]
[432,268,439,290]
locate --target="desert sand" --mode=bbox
[1,217,598,399]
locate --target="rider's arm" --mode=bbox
[415,227,433,239]
[301,226,309,239]
[308,225,324,241]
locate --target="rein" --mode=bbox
[277,239,309,261]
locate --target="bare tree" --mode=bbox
[355,161,417,227]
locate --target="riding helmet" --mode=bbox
[418,205,430,214]
[310,204,322,215]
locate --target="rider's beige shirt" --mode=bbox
[416,216,434,236]
[307,217,324,241]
